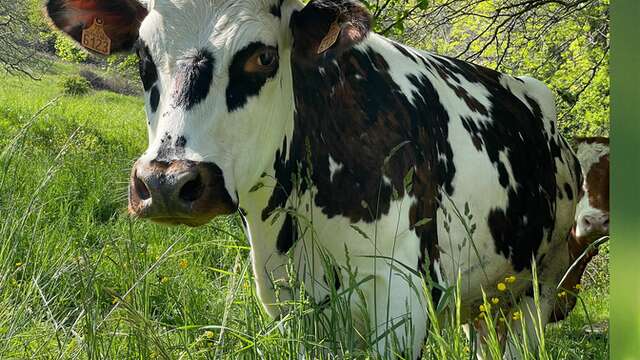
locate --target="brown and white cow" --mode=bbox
[553,136,609,321]
[46,1,582,358]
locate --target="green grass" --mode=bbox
[0,62,609,359]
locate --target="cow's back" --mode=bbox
[389,41,582,306]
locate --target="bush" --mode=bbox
[60,75,91,96]
[54,34,88,63]
[107,53,139,75]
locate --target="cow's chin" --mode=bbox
[148,216,215,227]
[128,202,237,228]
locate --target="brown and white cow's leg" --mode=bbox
[499,242,571,359]
[464,322,496,360]
[502,287,556,360]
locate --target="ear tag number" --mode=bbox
[317,21,341,54]
[82,18,112,55]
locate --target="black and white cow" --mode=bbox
[46,0,582,357]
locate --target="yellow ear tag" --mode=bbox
[82,18,112,55]
[317,21,341,54]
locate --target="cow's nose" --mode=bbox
[128,160,236,226]
[133,163,203,203]
[581,213,609,236]
[601,216,609,233]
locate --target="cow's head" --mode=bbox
[573,137,609,242]
[46,0,372,226]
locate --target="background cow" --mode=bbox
[46,0,582,358]
[553,136,610,321]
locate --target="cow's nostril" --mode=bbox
[603,219,610,227]
[135,173,151,200]
[179,174,204,202]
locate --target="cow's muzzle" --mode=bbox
[128,160,236,226]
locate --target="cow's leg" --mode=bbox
[464,323,490,360]
[503,289,555,360]
[465,318,511,360]
[358,271,428,359]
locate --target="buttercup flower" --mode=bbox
[505,275,516,283]
[512,310,522,321]
[491,297,500,305]
[179,259,189,269]
[497,282,507,291]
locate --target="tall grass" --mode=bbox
[0,66,608,359]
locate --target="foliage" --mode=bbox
[60,75,91,96]
[0,1,48,78]
[54,35,89,64]
[377,0,610,137]
[107,53,140,77]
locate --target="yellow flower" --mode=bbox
[512,311,522,321]
[479,304,487,312]
[491,297,500,305]
[505,275,516,283]
[204,330,214,339]
[112,297,119,305]
[160,276,169,284]
[15,262,23,268]
[557,291,567,298]
[497,282,507,292]
[478,312,485,319]
[574,284,582,290]
[179,259,189,269]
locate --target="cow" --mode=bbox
[552,136,609,321]
[45,0,582,358]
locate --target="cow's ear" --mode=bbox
[45,0,148,54]
[290,0,372,62]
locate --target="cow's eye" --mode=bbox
[135,43,158,92]
[245,46,279,74]
[258,49,276,66]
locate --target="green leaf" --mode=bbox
[404,167,415,193]
[414,217,432,228]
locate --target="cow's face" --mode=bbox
[128,0,294,226]
[46,0,372,226]
[574,137,610,241]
